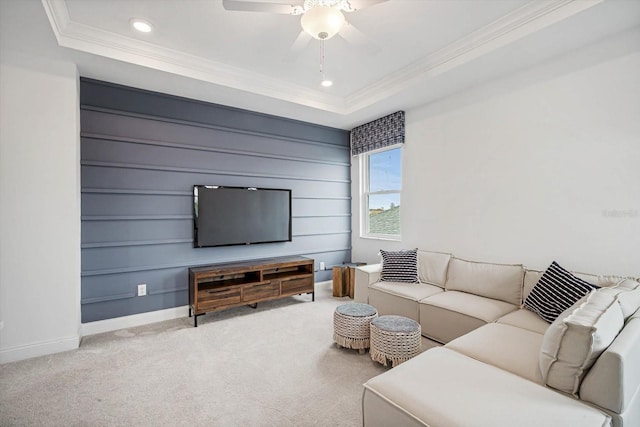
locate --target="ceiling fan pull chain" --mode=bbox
[320,38,325,76]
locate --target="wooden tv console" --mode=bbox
[188,256,314,327]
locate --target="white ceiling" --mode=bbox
[4,0,640,128]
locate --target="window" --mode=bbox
[361,146,401,239]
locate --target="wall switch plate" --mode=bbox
[319,262,325,271]
[137,284,147,296]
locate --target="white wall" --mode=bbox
[352,31,640,277]
[0,58,81,363]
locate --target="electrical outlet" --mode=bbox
[319,262,325,271]
[137,284,147,296]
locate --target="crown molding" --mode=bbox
[41,0,346,113]
[41,0,602,116]
[343,0,604,113]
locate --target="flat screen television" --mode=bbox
[193,185,292,248]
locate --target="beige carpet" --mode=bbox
[0,285,424,426]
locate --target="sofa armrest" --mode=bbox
[354,264,381,303]
[580,317,640,415]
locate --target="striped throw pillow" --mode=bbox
[380,249,419,283]
[524,261,598,323]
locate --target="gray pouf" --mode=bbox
[333,303,378,354]
[370,315,421,367]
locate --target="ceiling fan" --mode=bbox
[222,0,388,54]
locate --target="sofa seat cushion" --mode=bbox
[446,323,544,383]
[419,291,518,343]
[362,347,611,427]
[369,282,443,322]
[370,281,443,301]
[497,309,550,334]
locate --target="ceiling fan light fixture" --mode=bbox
[300,6,345,40]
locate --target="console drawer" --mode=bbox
[197,286,241,311]
[243,281,279,302]
[281,276,313,295]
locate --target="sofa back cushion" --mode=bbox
[540,290,624,396]
[598,278,640,320]
[523,269,544,301]
[445,257,524,306]
[417,250,452,288]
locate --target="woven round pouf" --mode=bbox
[333,303,378,354]
[370,315,421,367]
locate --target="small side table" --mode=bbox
[333,303,378,354]
[370,315,421,367]
[332,262,366,298]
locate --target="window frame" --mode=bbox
[360,144,402,241]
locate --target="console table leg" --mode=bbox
[312,291,315,302]
[194,314,198,327]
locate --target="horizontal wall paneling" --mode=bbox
[81,78,351,322]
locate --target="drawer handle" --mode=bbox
[207,289,230,294]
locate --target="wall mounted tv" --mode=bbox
[193,185,292,248]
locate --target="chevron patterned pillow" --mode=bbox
[380,249,419,283]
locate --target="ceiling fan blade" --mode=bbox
[338,22,380,54]
[343,0,389,12]
[284,31,312,62]
[222,0,298,15]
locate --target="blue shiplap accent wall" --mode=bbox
[80,78,351,322]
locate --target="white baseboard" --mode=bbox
[81,281,332,337]
[316,280,331,288]
[0,335,80,364]
[2,282,333,363]
[81,305,190,337]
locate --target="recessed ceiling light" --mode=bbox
[130,18,153,33]
[321,79,333,88]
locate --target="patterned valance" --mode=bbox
[350,111,405,156]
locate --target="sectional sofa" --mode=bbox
[354,250,640,427]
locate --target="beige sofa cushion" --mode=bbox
[370,281,443,301]
[369,282,443,322]
[540,291,624,396]
[417,250,451,288]
[445,257,524,306]
[419,291,517,343]
[598,278,640,320]
[574,271,628,288]
[496,309,550,335]
[363,347,612,427]
[523,269,544,301]
[446,323,544,383]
